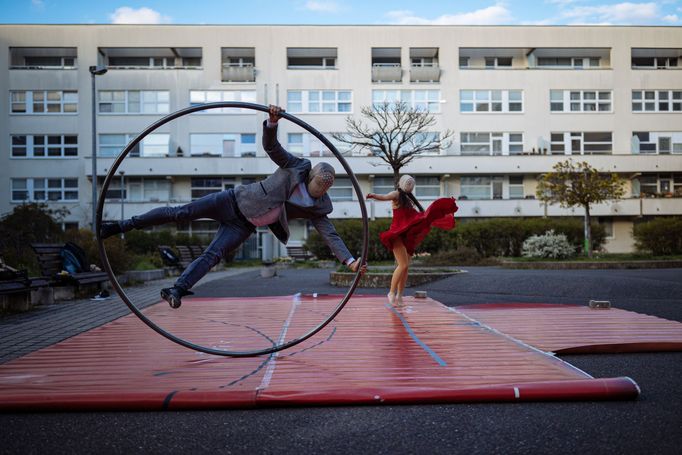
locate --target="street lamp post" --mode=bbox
[119,170,125,239]
[89,65,107,233]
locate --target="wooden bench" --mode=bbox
[286,246,314,261]
[30,243,109,292]
[0,266,49,313]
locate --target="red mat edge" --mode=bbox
[0,377,639,412]
[555,342,682,354]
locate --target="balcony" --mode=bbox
[99,47,202,69]
[410,47,440,82]
[221,47,256,82]
[9,47,77,70]
[287,48,337,69]
[372,48,401,82]
[459,48,527,70]
[631,48,681,70]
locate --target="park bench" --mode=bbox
[0,262,49,312]
[286,246,314,261]
[30,243,108,297]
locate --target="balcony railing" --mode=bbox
[221,63,256,82]
[372,63,402,83]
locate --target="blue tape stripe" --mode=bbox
[385,303,447,367]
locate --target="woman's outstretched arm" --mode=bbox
[366,190,399,202]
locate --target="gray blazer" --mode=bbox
[234,121,353,263]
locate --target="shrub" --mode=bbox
[633,217,682,255]
[124,229,175,254]
[421,246,498,266]
[305,218,459,262]
[63,228,132,274]
[456,218,605,257]
[521,230,576,259]
[0,203,66,274]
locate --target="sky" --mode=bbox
[1,0,681,25]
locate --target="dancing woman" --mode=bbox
[366,175,458,304]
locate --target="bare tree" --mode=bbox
[332,101,453,186]
[536,159,626,258]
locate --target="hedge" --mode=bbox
[305,217,605,261]
[633,217,682,255]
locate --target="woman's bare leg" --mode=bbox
[389,238,409,305]
[396,254,411,303]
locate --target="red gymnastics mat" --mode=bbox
[3,294,681,411]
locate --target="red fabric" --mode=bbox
[380,197,458,255]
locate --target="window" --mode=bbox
[287,48,337,69]
[372,90,440,112]
[550,132,612,155]
[537,57,600,68]
[191,177,225,200]
[415,176,440,199]
[484,57,512,68]
[461,176,492,200]
[632,132,682,154]
[459,57,469,68]
[550,90,612,112]
[632,90,682,112]
[122,178,171,202]
[98,90,169,114]
[189,90,257,113]
[460,90,523,113]
[460,132,524,156]
[509,176,524,199]
[11,135,78,158]
[10,90,78,114]
[10,48,78,69]
[372,177,395,195]
[632,56,679,69]
[99,133,169,157]
[287,90,352,113]
[11,178,78,202]
[189,133,257,157]
[328,177,353,201]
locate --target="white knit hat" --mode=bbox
[398,175,415,193]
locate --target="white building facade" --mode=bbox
[1,24,681,256]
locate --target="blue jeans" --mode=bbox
[121,189,255,290]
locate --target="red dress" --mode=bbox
[380,197,458,255]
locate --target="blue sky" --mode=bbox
[2,0,681,25]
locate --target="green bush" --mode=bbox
[63,228,132,275]
[457,218,605,257]
[0,203,66,274]
[421,246,498,266]
[633,217,682,255]
[124,229,176,254]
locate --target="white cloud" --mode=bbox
[545,0,582,5]
[560,2,662,24]
[304,1,341,13]
[662,14,679,22]
[31,0,45,9]
[109,7,171,24]
[386,4,513,25]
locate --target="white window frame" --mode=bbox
[189,133,257,157]
[415,176,441,200]
[372,177,395,194]
[11,177,78,202]
[550,90,612,113]
[11,134,78,159]
[550,132,613,155]
[98,90,170,114]
[484,57,512,68]
[632,90,682,112]
[509,176,525,199]
[461,176,493,200]
[632,132,682,154]
[537,57,600,68]
[10,90,78,114]
[287,90,352,114]
[328,177,353,202]
[460,90,523,113]
[189,90,257,114]
[460,132,524,156]
[98,133,170,157]
[371,90,440,112]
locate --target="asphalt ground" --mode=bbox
[1,266,681,454]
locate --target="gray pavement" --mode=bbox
[1,265,681,454]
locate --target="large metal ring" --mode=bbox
[96,102,369,357]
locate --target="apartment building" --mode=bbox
[1,24,681,256]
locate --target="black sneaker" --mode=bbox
[100,221,122,239]
[160,286,194,309]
